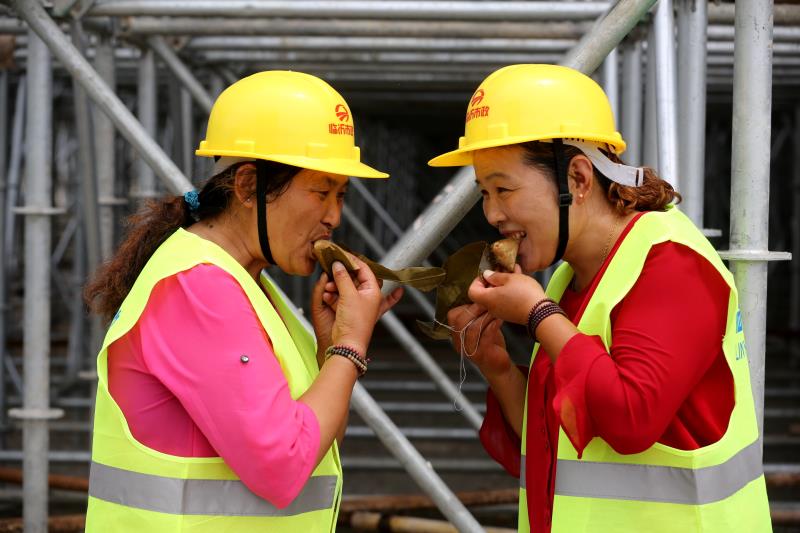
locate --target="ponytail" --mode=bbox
[84,160,300,324]
[83,195,191,323]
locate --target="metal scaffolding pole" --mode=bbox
[349,179,406,240]
[653,0,679,189]
[1,77,25,430]
[172,35,800,55]
[644,29,659,170]
[793,106,800,341]
[721,0,791,436]
[135,47,158,199]
[116,17,593,39]
[81,0,800,23]
[147,35,213,114]
[621,38,643,166]
[187,35,579,52]
[70,22,102,280]
[93,33,117,258]
[70,21,105,372]
[89,1,611,20]
[603,47,620,125]
[3,77,24,274]
[12,0,192,194]
[8,29,63,533]
[0,70,7,434]
[179,88,193,177]
[677,0,708,226]
[198,50,564,65]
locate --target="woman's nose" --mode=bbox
[483,197,505,227]
[322,200,342,229]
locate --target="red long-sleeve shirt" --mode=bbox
[479,214,735,532]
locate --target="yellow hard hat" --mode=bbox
[197,70,387,178]
[429,64,626,167]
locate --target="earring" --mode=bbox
[578,193,584,200]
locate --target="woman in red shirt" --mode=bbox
[429,64,770,532]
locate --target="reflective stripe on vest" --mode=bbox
[89,461,337,517]
[519,438,763,505]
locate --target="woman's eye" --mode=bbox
[497,187,512,194]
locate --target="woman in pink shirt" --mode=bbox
[84,71,402,532]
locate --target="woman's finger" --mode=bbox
[322,291,339,310]
[379,287,404,316]
[447,305,473,329]
[350,255,379,291]
[467,277,493,306]
[481,270,513,287]
[330,262,357,298]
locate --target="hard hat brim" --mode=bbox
[196,150,388,178]
[428,148,473,168]
[428,133,627,168]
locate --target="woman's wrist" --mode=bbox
[478,358,515,385]
[324,344,369,377]
[526,298,566,341]
[332,337,368,357]
[323,352,360,379]
[484,365,526,411]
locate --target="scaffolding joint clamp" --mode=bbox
[717,250,792,262]
[8,407,65,421]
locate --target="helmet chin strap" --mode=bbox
[550,139,574,267]
[255,160,276,266]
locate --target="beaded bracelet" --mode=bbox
[526,298,556,338]
[526,300,567,342]
[324,345,370,377]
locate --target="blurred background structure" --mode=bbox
[0,0,797,531]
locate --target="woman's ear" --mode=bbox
[568,155,594,202]
[233,163,257,206]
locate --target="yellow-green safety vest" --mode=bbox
[86,228,342,532]
[518,207,771,532]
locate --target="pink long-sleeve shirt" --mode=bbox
[107,263,321,508]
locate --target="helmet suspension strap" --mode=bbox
[256,160,276,266]
[550,139,574,267]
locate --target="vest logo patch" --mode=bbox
[736,340,747,361]
[734,311,747,361]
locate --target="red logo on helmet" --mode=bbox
[470,89,485,108]
[466,88,490,123]
[335,104,350,122]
